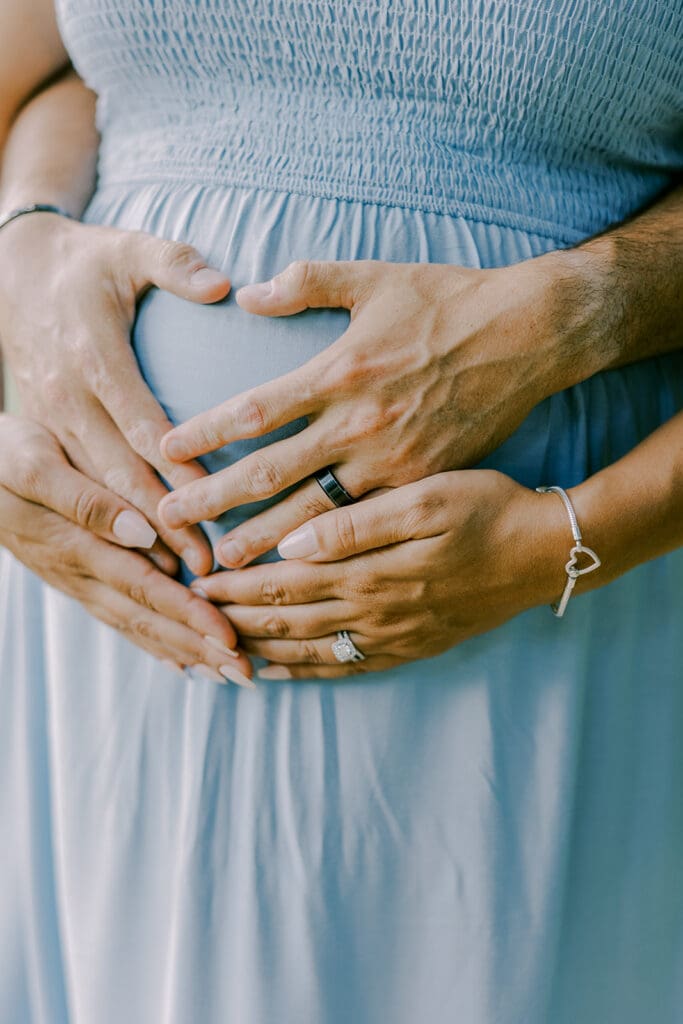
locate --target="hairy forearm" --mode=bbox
[0,69,98,217]
[528,183,683,393]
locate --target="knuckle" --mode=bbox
[195,414,227,451]
[258,578,288,605]
[402,488,445,535]
[300,640,325,664]
[262,614,290,639]
[237,395,269,435]
[125,418,164,462]
[131,617,157,642]
[74,488,108,532]
[59,541,87,575]
[14,460,46,500]
[158,239,201,271]
[333,508,359,553]
[246,456,283,498]
[286,258,315,292]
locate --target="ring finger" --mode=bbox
[242,629,379,666]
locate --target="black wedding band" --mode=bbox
[313,467,356,507]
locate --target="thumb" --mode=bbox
[276,483,431,562]
[127,231,231,304]
[236,259,374,316]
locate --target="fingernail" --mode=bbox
[219,664,257,690]
[182,547,206,576]
[191,266,229,290]
[238,281,273,301]
[258,665,293,680]
[162,497,183,524]
[278,524,317,559]
[163,438,187,461]
[113,510,157,549]
[218,538,245,566]
[193,664,227,683]
[191,585,209,599]
[204,635,240,658]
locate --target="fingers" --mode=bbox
[213,477,333,567]
[23,457,160,550]
[80,576,254,688]
[158,428,330,529]
[101,546,242,655]
[124,230,231,305]
[68,533,255,686]
[160,368,320,463]
[191,559,338,605]
[276,480,449,562]
[221,599,348,641]
[65,402,214,575]
[243,629,371,665]
[236,259,377,316]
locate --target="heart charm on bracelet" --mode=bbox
[565,544,601,579]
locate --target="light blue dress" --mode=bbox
[1,2,682,1021]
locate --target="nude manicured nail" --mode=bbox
[191,586,210,599]
[219,664,257,690]
[258,665,293,680]
[113,510,157,549]
[193,664,228,683]
[278,524,316,559]
[204,635,240,658]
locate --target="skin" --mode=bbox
[189,408,683,679]
[0,3,253,684]
[0,1,681,679]
[0,414,255,684]
[159,189,683,569]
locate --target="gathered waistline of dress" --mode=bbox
[95,99,674,246]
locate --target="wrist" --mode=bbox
[0,207,78,262]
[526,245,622,391]
[496,480,570,609]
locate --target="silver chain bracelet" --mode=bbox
[536,485,602,618]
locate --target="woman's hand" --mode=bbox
[158,254,600,567]
[0,415,254,686]
[188,470,570,679]
[0,210,232,576]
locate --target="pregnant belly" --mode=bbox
[92,179,536,546]
[132,285,348,543]
[87,180,683,556]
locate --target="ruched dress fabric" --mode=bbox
[2,2,683,1022]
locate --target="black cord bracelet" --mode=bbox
[0,203,76,235]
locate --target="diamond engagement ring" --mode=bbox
[331,630,366,663]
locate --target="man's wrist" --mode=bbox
[531,245,623,392]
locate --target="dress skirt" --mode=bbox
[1,180,682,1023]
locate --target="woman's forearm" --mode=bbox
[534,183,683,392]
[0,69,98,217]
[567,409,683,594]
